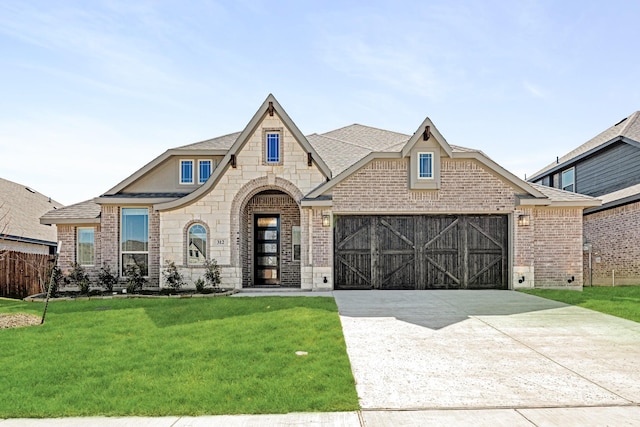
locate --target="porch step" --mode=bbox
[238,287,310,293]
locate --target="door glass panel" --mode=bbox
[258,230,278,240]
[258,256,278,266]
[259,243,277,253]
[258,269,278,279]
[257,217,278,227]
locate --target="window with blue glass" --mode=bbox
[418,152,433,179]
[265,133,280,163]
[199,160,212,184]
[180,160,194,184]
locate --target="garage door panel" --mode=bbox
[335,215,507,290]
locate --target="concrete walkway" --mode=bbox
[4,290,640,426]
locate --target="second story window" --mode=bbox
[265,132,280,164]
[418,152,433,179]
[562,167,575,192]
[180,160,194,184]
[199,160,212,184]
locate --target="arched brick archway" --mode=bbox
[230,177,307,287]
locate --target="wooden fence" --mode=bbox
[0,251,52,299]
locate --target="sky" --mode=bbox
[1,0,639,206]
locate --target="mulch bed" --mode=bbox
[0,313,41,329]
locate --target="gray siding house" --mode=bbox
[529,111,640,286]
[42,95,598,291]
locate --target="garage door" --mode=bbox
[334,215,508,290]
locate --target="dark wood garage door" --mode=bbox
[334,215,508,290]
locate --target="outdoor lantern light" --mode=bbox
[518,214,530,226]
[322,213,331,227]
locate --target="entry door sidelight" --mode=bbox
[254,215,280,285]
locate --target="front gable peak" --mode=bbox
[401,117,453,158]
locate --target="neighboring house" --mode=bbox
[529,111,640,286]
[41,94,598,291]
[1,177,63,297]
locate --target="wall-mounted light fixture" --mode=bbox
[518,214,530,226]
[322,213,331,227]
[567,276,575,283]
[518,276,525,284]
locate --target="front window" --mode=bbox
[418,152,433,179]
[188,223,207,265]
[199,160,212,184]
[121,208,149,276]
[562,168,575,192]
[180,160,194,184]
[292,226,301,261]
[266,133,280,163]
[77,227,95,266]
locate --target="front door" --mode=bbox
[254,214,280,286]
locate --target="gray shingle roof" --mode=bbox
[597,182,640,205]
[0,177,63,244]
[307,133,373,176]
[530,111,640,179]
[320,124,410,151]
[176,131,242,150]
[529,183,599,204]
[40,199,101,224]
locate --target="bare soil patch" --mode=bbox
[0,313,41,329]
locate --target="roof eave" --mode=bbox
[95,196,181,205]
[585,193,640,215]
[40,217,101,225]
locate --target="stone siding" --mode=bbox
[584,201,640,286]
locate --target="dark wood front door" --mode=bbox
[254,215,280,286]
[334,215,508,290]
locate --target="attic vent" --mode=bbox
[25,187,35,193]
[614,117,628,127]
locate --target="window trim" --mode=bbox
[120,207,149,277]
[77,227,95,266]
[180,159,194,185]
[198,160,212,184]
[561,167,575,192]
[417,152,434,179]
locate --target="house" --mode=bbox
[529,111,640,286]
[1,177,63,297]
[41,95,599,291]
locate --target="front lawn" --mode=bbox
[0,297,359,418]
[521,285,640,323]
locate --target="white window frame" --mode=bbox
[121,207,149,277]
[77,227,95,266]
[417,152,434,179]
[180,159,194,185]
[198,160,212,184]
[562,167,575,192]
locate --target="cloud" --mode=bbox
[523,80,546,99]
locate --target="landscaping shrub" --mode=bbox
[162,261,184,291]
[203,258,221,289]
[98,264,118,292]
[194,277,205,293]
[67,263,90,295]
[123,264,146,293]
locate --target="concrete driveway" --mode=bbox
[333,290,640,411]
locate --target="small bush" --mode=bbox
[203,258,221,289]
[44,265,63,297]
[123,264,146,293]
[98,265,118,292]
[68,263,90,295]
[162,261,184,291]
[195,277,205,293]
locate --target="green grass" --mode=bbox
[521,285,640,323]
[0,297,359,418]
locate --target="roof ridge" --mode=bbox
[618,111,640,138]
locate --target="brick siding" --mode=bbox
[584,201,640,286]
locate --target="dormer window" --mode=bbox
[180,160,194,184]
[265,132,281,164]
[418,152,434,179]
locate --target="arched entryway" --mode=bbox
[241,190,301,287]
